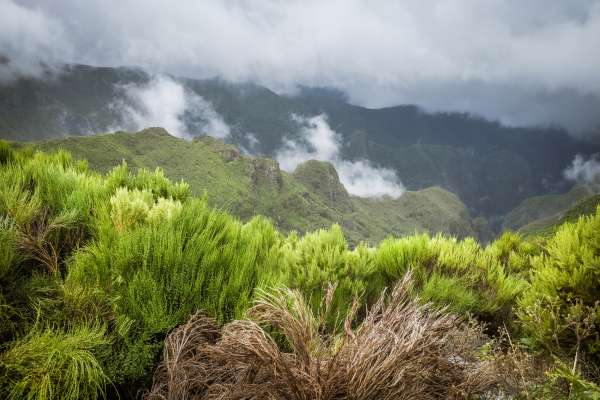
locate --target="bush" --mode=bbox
[109,187,154,231]
[517,207,600,369]
[276,225,381,331]
[0,140,14,165]
[66,200,282,383]
[0,325,110,400]
[0,217,20,281]
[106,162,189,202]
[1,144,597,399]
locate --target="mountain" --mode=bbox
[31,128,483,244]
[504,184,600,235]
[1,64,598,220]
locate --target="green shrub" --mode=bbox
[146,197,182,225]
[517,206,600,362]
[2,143,597,399]
[109,187,153,231]
[66,200,281,382]
[106,162,189,202]
[0,325,110,400]
[421,273,477,314]
[0,140,14,165]
[276,225,380,331]
[375,234,432,281]
[0,217,20,281]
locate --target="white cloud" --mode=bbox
[276,114,405,198]
[3,0,600,132]
[114,75,230,139]
[564,154,600,183]
[0,0,71,81]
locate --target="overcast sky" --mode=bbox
[2,0,600,134]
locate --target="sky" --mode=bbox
[1,0,600,134]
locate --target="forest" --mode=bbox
[0,140,599,399]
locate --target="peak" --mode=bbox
[292,160,353,212]
[294,159,338,175]
[135,127,174,138]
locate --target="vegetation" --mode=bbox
[0,141,599,398]
[36,128,482,244]
[519,193,600,239]
[146,274,498,400]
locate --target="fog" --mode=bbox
[113,75,230,139]
[564,154,600,183]
[276,115,405,198]
[2,0,600,134]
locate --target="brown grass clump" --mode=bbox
[146,273,499,400]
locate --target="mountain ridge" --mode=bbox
[2,64,598,218]
[27,127,485,244]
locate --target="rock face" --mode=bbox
[250,158,283,192]
[292,160,354,213]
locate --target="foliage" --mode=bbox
[518,207,600,364]
[0,140,14,165]
[0,144,598,398]
[38,129,482,244]
[0,325,110,400]
[0,217,20,281]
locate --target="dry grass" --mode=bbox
[146,273,499,400]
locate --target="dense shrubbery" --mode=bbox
[0,142,598,398]
[518,210,600,364]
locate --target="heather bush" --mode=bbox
[0,325,110,400]
[517,206,600,365]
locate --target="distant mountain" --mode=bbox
[504,184,600,235]
[31,128,484,244]
[1,64,598,218]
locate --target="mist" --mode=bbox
[564,154,600,183]
[113,75,230,139]
[2,0,600,135]
[276,115,405,198]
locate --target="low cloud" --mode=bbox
[276,115,405,198]
[0,0,71,82]
[3,1,600,134]
[564,154,600,183]
[114,75,230,139]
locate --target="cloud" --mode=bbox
[276,114,405,198]
[114,75,230,139]
[0,0,71,81]
[564,154,600,183]
[3,0,600,133]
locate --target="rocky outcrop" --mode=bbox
[292,160,354,213]
[250,158,283,192]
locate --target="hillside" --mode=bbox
[507,192,600,237]
[34,128,482,243]
[504,184,600,234]
[1,64,598,217]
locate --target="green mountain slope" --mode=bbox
[32,128,481,244]
[504,185,600,235]
[2,64,598,218]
